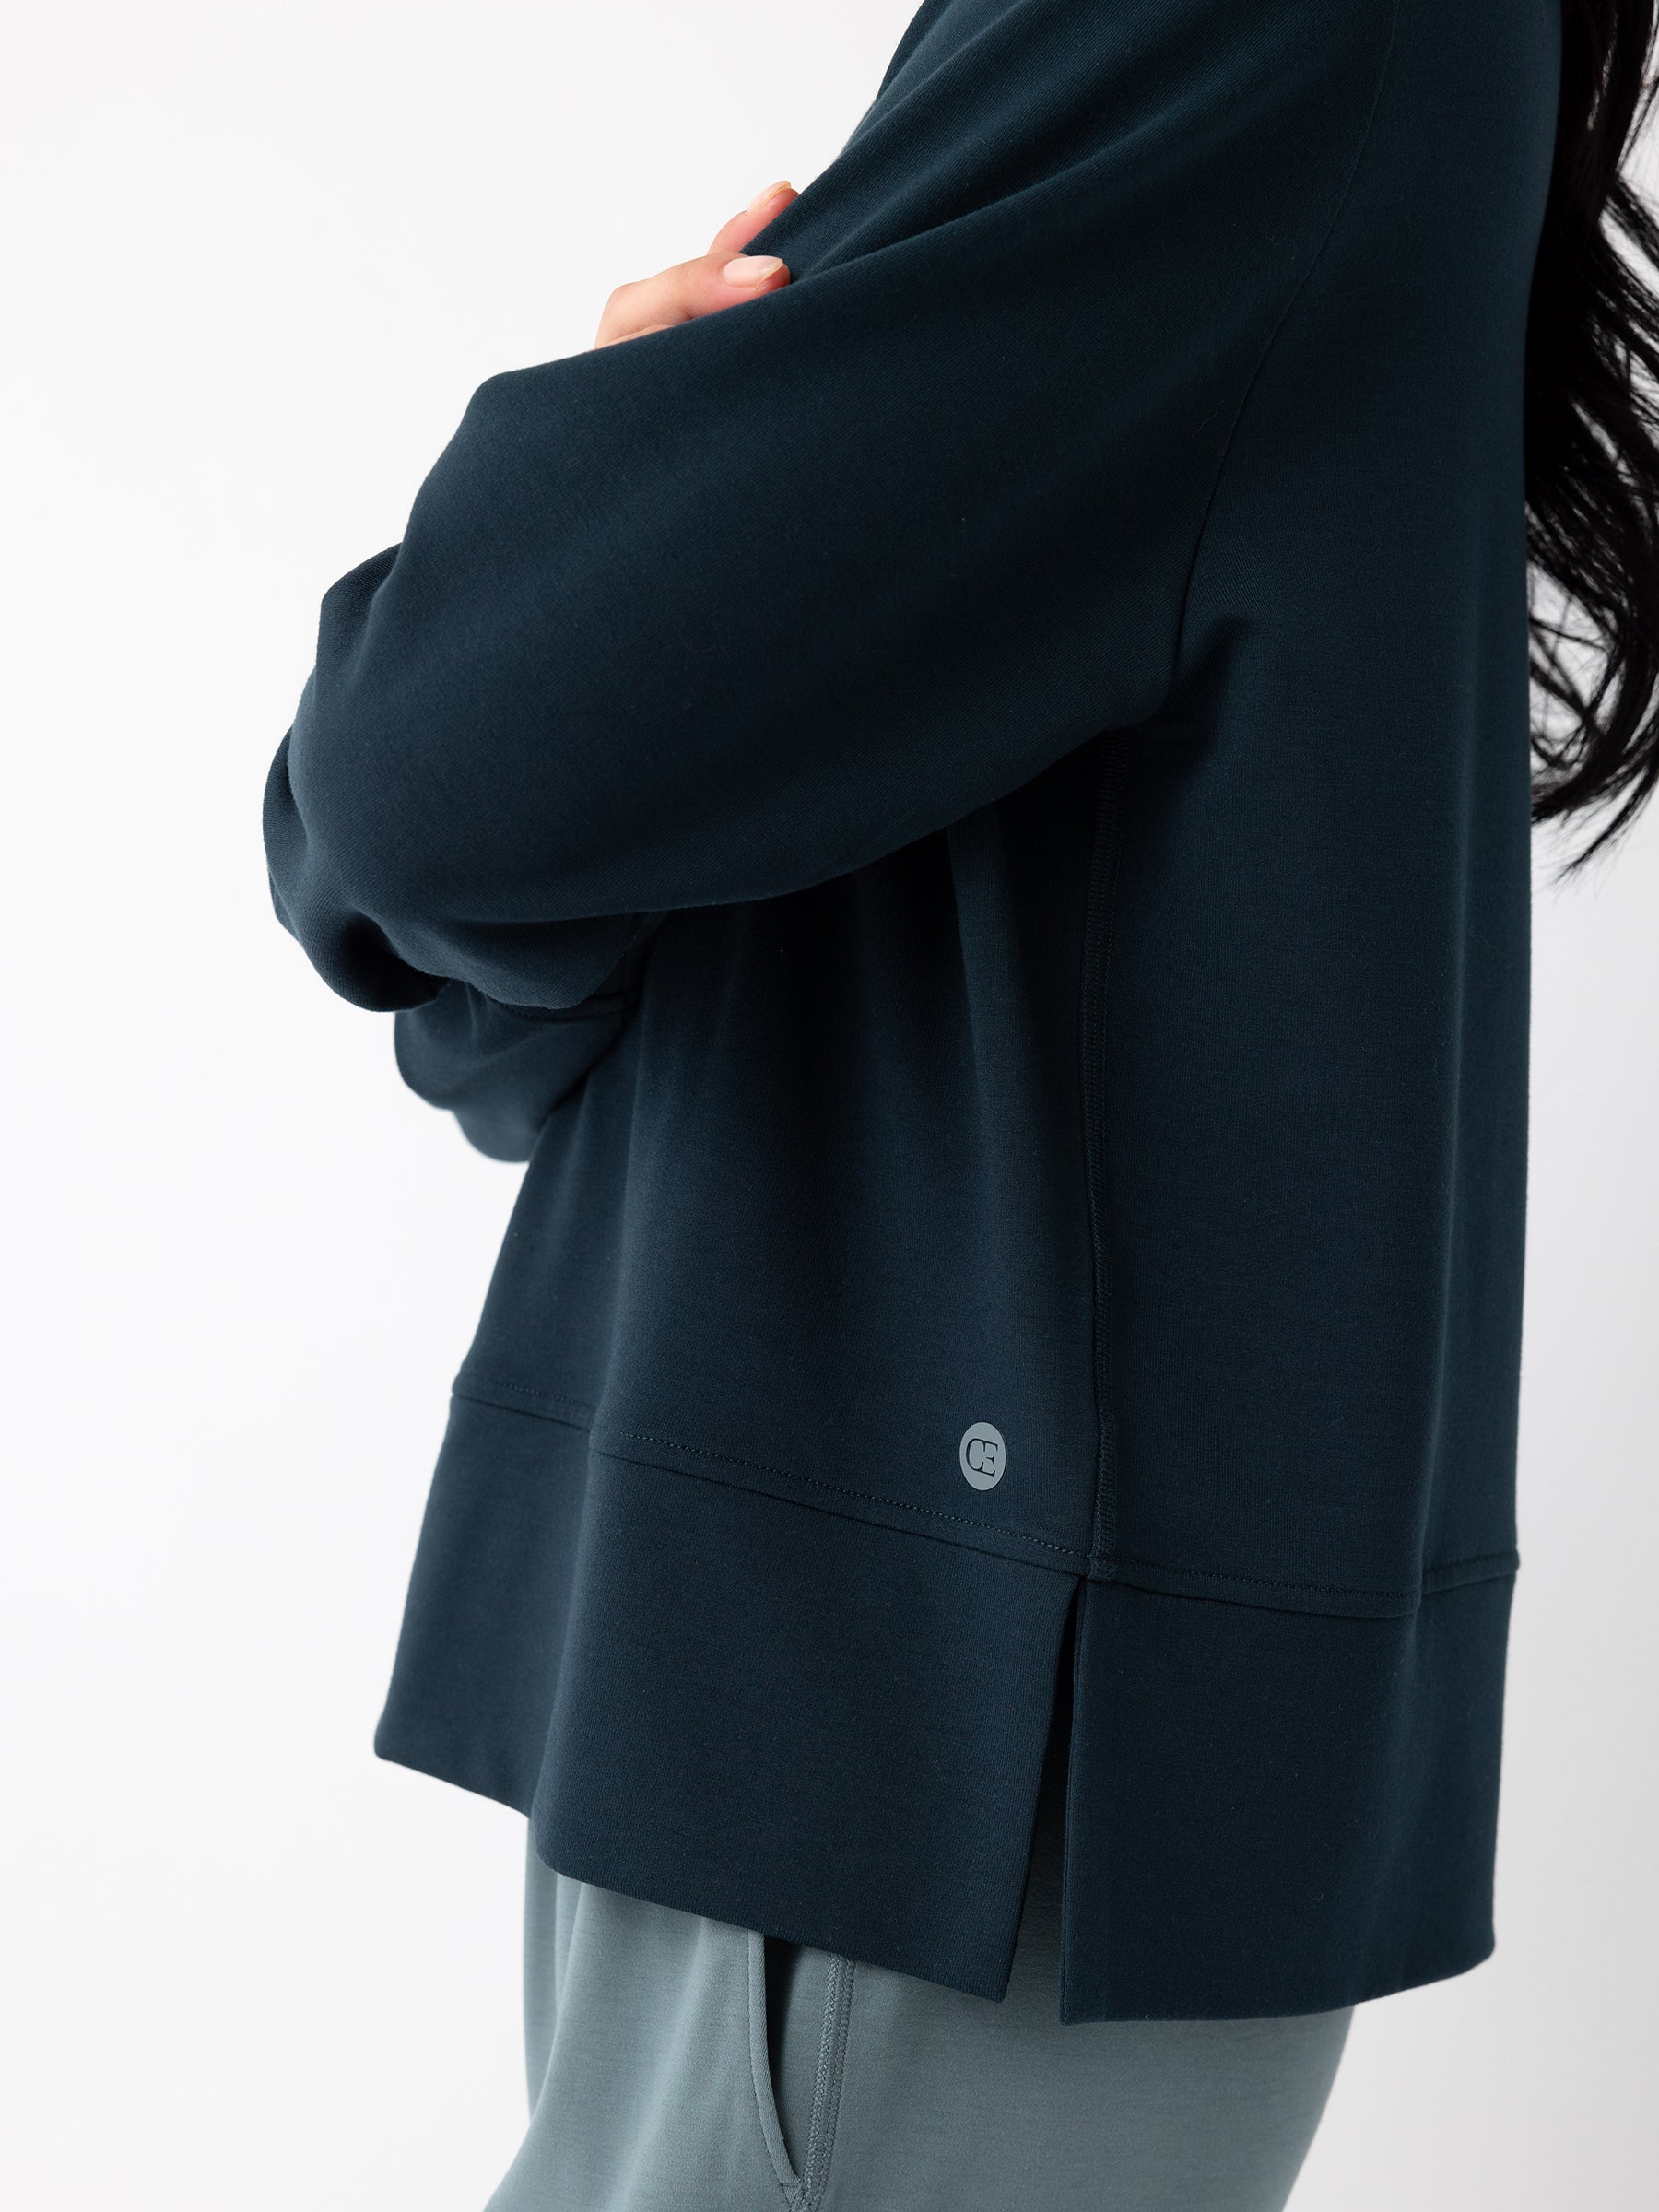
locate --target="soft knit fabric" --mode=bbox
[488,1724,1353,2212]
[265,0,1562,2018]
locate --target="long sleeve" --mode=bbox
[264,0,1397,1019]
[388,922,665,1161]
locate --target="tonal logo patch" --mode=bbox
[959,1421,1006,1490]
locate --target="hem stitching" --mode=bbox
[449,1374,1522,1611]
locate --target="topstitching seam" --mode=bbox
[450,1375,1520,1606]
[1111,1548,1518,1602]
[455,1371,596,1421]
[800,1956,855,2210]
[598,1420,1090,1560]
[747,1931,805,2209]
[453,1371,1086,1558]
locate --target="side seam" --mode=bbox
[1080,736,1127,1577]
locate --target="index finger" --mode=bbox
[706,179,798,261]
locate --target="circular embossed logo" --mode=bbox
[959,1421,1006,1490]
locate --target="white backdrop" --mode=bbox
[2,3,1654,2205]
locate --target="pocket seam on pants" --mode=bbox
[747,1930,805,2207]
[799,1954,855,2209]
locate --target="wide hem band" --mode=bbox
[373,1392,1512,2020]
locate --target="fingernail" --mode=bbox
[747,178,793,212]
[723,253,784,286]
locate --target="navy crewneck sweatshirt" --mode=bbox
[265,0,1562,2018]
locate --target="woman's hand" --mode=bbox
[594,179,799,347]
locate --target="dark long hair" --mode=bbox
[1527,0,1659,867]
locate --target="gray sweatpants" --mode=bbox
[483,1743,1352,2212]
